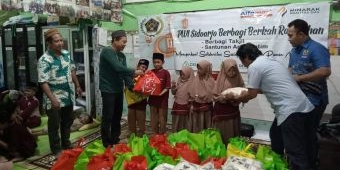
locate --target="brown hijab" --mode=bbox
[213,58,244,96]
[189,60,215,103]
[174,66,194,105]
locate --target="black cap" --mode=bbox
[137,59,149,69]
[111,30,126,39]
[152,53,164,62]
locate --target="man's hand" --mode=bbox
[293,74,301,82]
[135,69,144,76]
[76,87,83,97]
[239,90,248,97]
[51,97,60,110]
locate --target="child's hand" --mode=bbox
[171,80,177,88]
[223,93,234,100]
[11,113,22,125]
[215,95,226,102]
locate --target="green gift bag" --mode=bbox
[255,145,288,170]
[201,142,227,159]
[167,129,190,145]
[128,134,159,169]
[187,133,205,150]
[201,129,223,148]
[112,152,133,170]
[141,135,157,169]
[147,146,177,167]
[74,140,105,170]
[198,129,226,161]
[128,134,146,156]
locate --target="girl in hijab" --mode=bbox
[189,60,215,133]
[212,58,244,144]
[171,66,194,132]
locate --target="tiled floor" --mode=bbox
[241,118,271,141]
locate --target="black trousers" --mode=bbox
[270,112,310,170]
[101,92,123,147]
[46,105,74,154]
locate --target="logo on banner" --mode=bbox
[240,9,273,18]
[289,7,320,15]
[140,17,164,37]
[278,6,287,17]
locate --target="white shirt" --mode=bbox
[247,56,314,125]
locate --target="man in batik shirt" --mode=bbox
[37,28,82,157]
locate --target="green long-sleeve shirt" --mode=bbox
[99,46,134,93]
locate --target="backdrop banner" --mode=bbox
[137,2,330,72]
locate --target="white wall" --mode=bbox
[325,56,340,114]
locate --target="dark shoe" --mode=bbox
[52,149,62,155]
[62,144,74,150]
[112,138,120,145]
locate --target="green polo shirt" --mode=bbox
[99,46,134,93]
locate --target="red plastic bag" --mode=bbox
[133,71,162,96]
[149,134,168,148]
[51,139,84,170]
[212,157,227,169]
[179,148,200,165]
[158,143,178,159]
[174,143,190,151]
[201,157,227,169]
[124,155,148,170]
[112,143,131,156]
[87,147,114,170]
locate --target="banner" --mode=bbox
[138,2,330,72]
